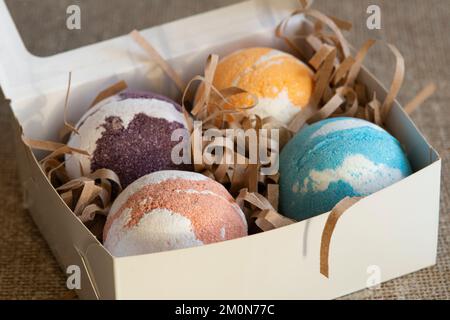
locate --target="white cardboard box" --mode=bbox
[0,0,441,299]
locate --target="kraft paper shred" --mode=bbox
[21,80,124,240]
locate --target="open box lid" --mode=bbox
[0,0,439,169]
[0,0,300,107]
[0,0,439,168]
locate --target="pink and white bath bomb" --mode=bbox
[103,170,248,257]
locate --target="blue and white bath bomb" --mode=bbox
[279,117,412,221]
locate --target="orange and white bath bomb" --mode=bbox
[211,47,314,125]
[103,170,248,257]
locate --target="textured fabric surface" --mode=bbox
[0,0,448,300]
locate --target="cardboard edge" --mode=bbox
[0,0,299,104]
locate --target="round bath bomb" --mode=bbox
[279,117,412,221]
[65,91,191,187]
[103,170,248,257]
[206,47,313,125]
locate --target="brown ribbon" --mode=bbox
[320,197,361,278]
[60,75,129,141]
[276,3,351,60]
[22,135,121,231]
[236,189,296,231]
[90,80,128,108]
[22,136,89,157]
[380,44,405,121]
[59,72,79,140]
[404,83,437,115]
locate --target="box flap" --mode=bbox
[0,0,32,101]
[0,0,299,109]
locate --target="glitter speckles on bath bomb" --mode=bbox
[103,170,248,257]
[279,117,412,221]
[65,91,191,187]
[208,47,314,125]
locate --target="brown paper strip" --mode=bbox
[90,80,128,107]
[404,83,437,115]
[22,137,66,152]
[183,74,207,113]
[354,83,367,106]
[46,160,68,184]
[333,86,359,117]
[309,44,334,71]
[22,137,89,157]
[25,131,121,227]
[130,29,185,92]
[97,180,112,208]
[287,104,316,133]
[56,168,122,223]
[61,191,73,207]
[87,168,121,187]
[236,189,296,231]
[381,44,405,121]
[333,56,355,85]
[299,0,311,9]
[367,94,383,126]
[327,15,352,31]
[267,184,279,211]
[310,92,345,122]
[246,164,259,193]
[306,34,324,53]
[59,72,80,140]
[254,209,292,231]
[288,46,336,132]
[73,180,102,216]
[310,46,337,107]
[199,54,220,116]
[230,164,247,194]
[276,7,350,58]
[79,204,108,223]
[345,39,376,87]
[320,197,361,278]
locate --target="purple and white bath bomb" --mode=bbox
[65,91,191,187]
[103,170,248,257]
